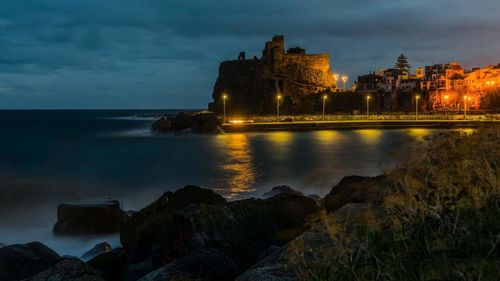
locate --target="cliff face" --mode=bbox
[209,35,336,115]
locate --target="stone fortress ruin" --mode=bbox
[209,35,337,115]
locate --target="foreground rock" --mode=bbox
[262,185,304,198]
[118,185,319,279]
[0,242,60,281]
[81,242,112,261]
[139,249,237,281]
[236,203,390,281]
[30,258,106,281]
[120,185,227,263]
[322,175,391,212]
[151,111,222,134]
[87,248,126,281]
[53,199,129,235]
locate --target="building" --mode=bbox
[356,73,383,93]
[208,35,337,114]
[421,62,500,110]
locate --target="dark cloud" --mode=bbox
[0,0,499,108]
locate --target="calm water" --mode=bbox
[0,110,441,256]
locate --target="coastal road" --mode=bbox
[222,119,500,132]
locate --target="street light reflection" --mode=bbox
[215,133,256,199]
[356,129,382,144]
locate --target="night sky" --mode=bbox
[1,0,499,109]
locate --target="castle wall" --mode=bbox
[209,36,337,115]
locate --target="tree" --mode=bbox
[395,54,411,74]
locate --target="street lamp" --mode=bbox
[277,94,282,119]
[333,74,339,91]
[366,96,371,119]
[222,94,228,121]
[415,95,420,120]
[342,75,348,92]
[322,95,327,121]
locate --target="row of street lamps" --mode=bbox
[333,74,349,91]
[222,93,471,121]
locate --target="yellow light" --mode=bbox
[444,95,449,100]
[464,96,467,100]
[341,75,348,82]
[223,94,227,99]
[277,95,281,100]
[323,95,327,100]
[415,95,420,99]
[366,96,371,100]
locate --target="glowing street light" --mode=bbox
[333,74,339,91]
[322,95,328,121]
[366,95,371,119]
[277,94,282,119]
[222,94,228,120]
[341,75,348,91]
[415,95,420,119]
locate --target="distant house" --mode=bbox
[357,73,383,93]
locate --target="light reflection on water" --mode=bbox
[213,133,257,199]
[356,129,383,144]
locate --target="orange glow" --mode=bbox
[215,134,256,198]
[228,119,254,124]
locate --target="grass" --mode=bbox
[309,126,500,281]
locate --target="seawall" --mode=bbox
[222,120,499,133]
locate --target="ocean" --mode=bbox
[0,109,442,257]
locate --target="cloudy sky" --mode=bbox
[1,0,499,109]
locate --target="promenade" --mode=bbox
[222,115,500,132]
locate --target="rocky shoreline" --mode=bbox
[0,175,388,281]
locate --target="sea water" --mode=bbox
[0,109,440,257]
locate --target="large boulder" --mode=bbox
[151,111,221,134]
[138,249,237,281]
[29,258,106,281]
[120,185,227,263]
[145,193,319,272]
[322,174,391,212]
[0,242,60,281]
[53,199,129,235]
[236,203,390,281]
[87,248,125,281]
[151,117,172,132]
[189,111,221,133]
[81,242,112,261]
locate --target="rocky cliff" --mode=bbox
[208,35,337,115]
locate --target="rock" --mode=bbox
[53,199,129,235]
[29,258,106,281]
[190,111,221,133]
[120,185,227,262]
[209,35,336,115]
[152,193,319,271]
[138,249,237,281]
[151,111,221,134]
[0,242,60,281]
[307,194,322,206]
[262,185,304,198]
[150,117,172,132]
[256,245,280,263]
[236,203,389,281]
[172,112,193,131]
[81,242,112,261]
[322,175,390,212]
[87,247,125,281]
[123,259,154,281]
